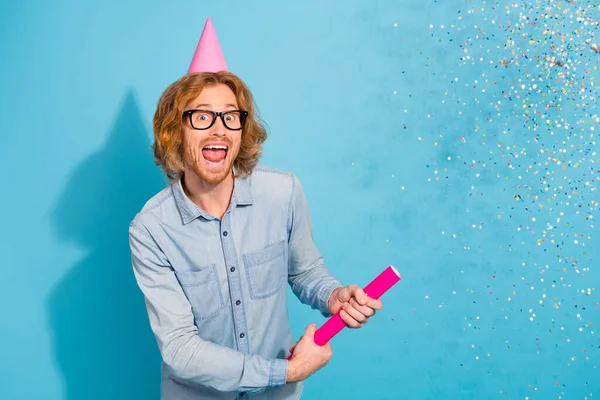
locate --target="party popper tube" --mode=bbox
[287,265,401,359]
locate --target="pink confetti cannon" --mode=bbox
[287,265,401,359]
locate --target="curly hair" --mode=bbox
[152,71,267,180]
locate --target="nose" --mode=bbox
[209,116,227,136]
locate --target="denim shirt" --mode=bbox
[129,166,343,400]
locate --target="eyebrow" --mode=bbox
[193,103,238,110]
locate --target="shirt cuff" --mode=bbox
[268,358,288,387]
[317,280,343,318]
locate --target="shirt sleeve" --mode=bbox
[129,221,288,394]
[286,175,343,317]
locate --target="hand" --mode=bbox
[286,324,333,383]
[328,284,383,328]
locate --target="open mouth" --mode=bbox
[201,144,229,167]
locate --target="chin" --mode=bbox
[200,171,230,185]
[192,162,234,185]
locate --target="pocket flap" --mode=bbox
[243,240,285,266]
[175,265,216,287]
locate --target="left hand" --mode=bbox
[327,284,383,328]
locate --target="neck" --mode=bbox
[182,170,234,219]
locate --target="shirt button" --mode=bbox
[230,267,235,272]
[240,333,245,338]
[223,231,228,236]
[236,300,241,306]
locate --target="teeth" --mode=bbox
[204,145,228,150]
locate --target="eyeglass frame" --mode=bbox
[182,109,249,131]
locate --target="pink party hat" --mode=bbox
[188,17,228,73]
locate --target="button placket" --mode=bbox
[220,214,250,353]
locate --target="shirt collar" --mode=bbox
[233,174,253,206]
[172,173,253,225]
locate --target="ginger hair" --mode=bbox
[152,71,267,180]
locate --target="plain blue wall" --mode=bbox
[1,1,598,399]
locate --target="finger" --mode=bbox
[349,298,377,317]
[365,298,383,310]
[349,285,368,306]
[341,303,368,326]
[348,302,371,322]
[339,309,363,328]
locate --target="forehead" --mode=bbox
[191,83,237,107]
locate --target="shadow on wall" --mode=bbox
[46,91,166,400]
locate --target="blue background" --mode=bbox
[1,0,598,399]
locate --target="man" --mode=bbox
[129,19,383,399]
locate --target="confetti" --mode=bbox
[415,1,598,396]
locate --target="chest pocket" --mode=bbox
[175,264,225,321]
[242,240,286,299]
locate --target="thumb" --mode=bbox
[304,323,317,337]
[337,287,351,302]
[354,287,368,306]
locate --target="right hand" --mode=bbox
[286,324,333,383]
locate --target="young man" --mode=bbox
[129,19,382,400]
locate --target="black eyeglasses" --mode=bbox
[182,109,248,131]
